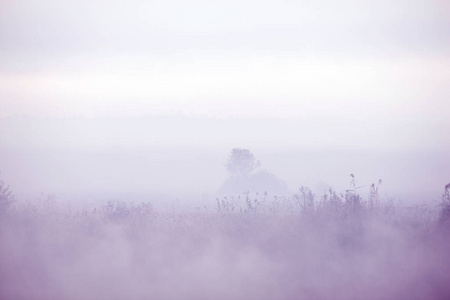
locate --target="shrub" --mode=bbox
[439,183,450,225]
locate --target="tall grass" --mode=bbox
[0,179,449,300]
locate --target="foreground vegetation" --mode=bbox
[1,179,450,300]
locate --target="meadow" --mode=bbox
[1,179,450,300]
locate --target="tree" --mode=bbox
[225,148,260,177]
[0,176,14,215]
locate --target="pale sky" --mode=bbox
[0,0,449,201]
[1,0,449,120]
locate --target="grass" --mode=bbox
[0,179,449,300]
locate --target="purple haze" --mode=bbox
[1,189,450,300]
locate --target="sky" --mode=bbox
[1,0,449,120]
[0,0,449,203]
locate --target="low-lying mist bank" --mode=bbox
[1,117,449,203]
[1,187,450,300]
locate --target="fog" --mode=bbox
[2,183,450,300]
[1,0,450,299]
[0,117,448,206]
[1,0,449,204]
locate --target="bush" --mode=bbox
[439,183,450,225]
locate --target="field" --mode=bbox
[1,183,450,300]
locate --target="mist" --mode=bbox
[0,116,448,205]
[1,0,450,299]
